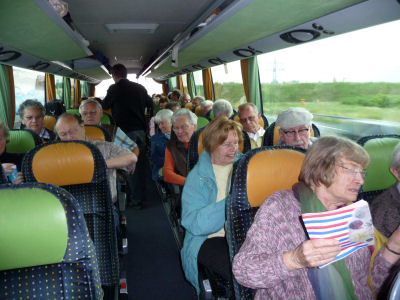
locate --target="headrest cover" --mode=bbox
[276,107,313,129]
[32,143,94,186]
[195,105,202,116]
[85,126,106,141]
[185,103,193,110]
[43,115,57,131]
[0,188,68,271]
[363,138,398,192]
[247,149,305,207]
[6,130,36,153]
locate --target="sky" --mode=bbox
[96,19,400,97]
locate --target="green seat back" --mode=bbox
[6,130,39,153]
[197,116,209,129]
[100,113,111,125]
[363,137,399,192]
[0,188,68,271]
[209,110,215,120]
[66,109,80,116]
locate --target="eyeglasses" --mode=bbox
[337,165,367,179]
[283,128,309,138]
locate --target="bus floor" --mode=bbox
[124,175,197,299]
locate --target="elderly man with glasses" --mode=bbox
[276,107,316,150]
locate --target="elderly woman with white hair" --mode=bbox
[212,99,233,119]
[150,109,173,181]
[163,108,197,186]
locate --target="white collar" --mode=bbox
[247,127,265,141]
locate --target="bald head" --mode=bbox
[55,113,86,141]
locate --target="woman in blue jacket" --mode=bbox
[180,117,243,295]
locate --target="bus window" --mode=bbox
[13,67,45,110]
[181,74,189,94]
[258,20,400,138]
[54,75,63,101]
[80,80,88,98]
[70,79,75,107]
[192,70,204,98]
[211,61,246,110]
[169,76,177,90]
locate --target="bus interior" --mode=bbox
[1,0,400,299]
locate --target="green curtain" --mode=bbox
[63,77,71,109]
[0,64,12,127]
[187,72,196,99]
[247,56,262,112]
[80,81,88,98]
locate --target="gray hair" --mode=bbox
[79,98,102,115]
[238,103,259,115]
[179,92,191,102]
[171,108,198,126]
[193,96,205,103]
[201,100,213,110]
[154,109,173,124]
[391,142,400,170]
[213,99,233,118]
[18,99,45,118]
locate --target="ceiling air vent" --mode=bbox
[105,23,159,34]
[280,29,320,44]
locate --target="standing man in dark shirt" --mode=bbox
[102,64,153,209]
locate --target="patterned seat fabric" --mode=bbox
[0,182,103,299]
[187,128,251,173]
[226,146,305,299]
[262,121,320,146]
[22,140,119,287]
[357,134,400,202]
[6,129,41,153]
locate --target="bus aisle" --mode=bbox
[124,168,196,299]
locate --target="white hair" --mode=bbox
[79,99,102,115]
[154,109,173,124]
[171,108,198,126]
[201,100,213,110]
[213,99,233,118]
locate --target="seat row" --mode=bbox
[156,133,400,299]
[1,128,130,299]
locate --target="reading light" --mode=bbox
[105,23,159,34]
[280,29,320,44]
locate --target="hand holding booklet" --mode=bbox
[301,200,374,268]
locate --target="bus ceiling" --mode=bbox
[0,0,399,82]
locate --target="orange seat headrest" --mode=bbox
[43,115,56,131]
[247,149,305,207]
[85,126,106,141]
[32,143,94,186]
[195,106,202,116]
[185,103,193,110]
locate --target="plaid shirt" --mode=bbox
[114,127,137,151]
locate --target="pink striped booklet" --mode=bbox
[301,200,374,268]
